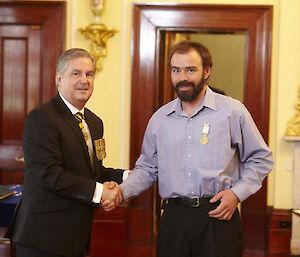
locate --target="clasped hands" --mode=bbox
[101,181,123,211]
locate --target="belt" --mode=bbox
[166,196,213,208]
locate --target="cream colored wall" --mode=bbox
[64,0,300,209]
[66,0,128,170]
[272,0,300,209]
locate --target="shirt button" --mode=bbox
[188,173,191,176]
[188,136,191,139]
[191,191,195,195]
[188,154,191,157]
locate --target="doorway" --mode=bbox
[130,3,273,255]
[0,2,66,255]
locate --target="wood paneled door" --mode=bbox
[0,1,66,185]
[0,2,65,256]
[130,3,273,257]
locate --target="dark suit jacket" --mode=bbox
[5,94,124,256]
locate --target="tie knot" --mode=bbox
[74,112,84,122]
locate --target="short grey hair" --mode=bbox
[55,48,96,87]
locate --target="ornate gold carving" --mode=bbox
[79,0,117,72]
[285,85,300,136]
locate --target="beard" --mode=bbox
[173,75,206,102]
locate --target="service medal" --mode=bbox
[94,138,106,160]
[200,123,210,145]
[200,135,208,145]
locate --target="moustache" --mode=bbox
[176,81,195,88]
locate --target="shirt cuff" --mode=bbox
[92,182,103,203]
[230,182,252,203]
[122,170,131,181]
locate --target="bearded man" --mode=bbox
[118,41,273,257]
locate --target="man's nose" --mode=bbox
[80,74,88,83]
[179,70,188,81]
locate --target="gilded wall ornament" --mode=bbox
[285,85,300,136]
[79,0,118,73]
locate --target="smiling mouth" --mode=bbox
[179,85,192,88]
[178,85,193,90]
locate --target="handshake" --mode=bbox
[101,181,123,211]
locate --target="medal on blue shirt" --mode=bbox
[200,123,209,145]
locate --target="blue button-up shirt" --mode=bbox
[121,87,273,202]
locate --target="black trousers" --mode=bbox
[15,244,85,257]
[157,199,243,257]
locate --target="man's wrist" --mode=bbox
[122,170,132,181]
[92,182,103,203]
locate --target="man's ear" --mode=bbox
[204,66,211,80]
[55,72,61,88]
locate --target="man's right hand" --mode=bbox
[101,182,123,211]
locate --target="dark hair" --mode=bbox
[168,41,212,69]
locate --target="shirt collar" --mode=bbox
[165,86,217,116]
[204,86,217,111]
[59,93,84,115]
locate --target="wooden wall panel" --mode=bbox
[89,201,154,256]
[268,209,292,255]
[2,38,27,143]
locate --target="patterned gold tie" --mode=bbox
[74,112,93,165]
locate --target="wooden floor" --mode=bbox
[0,245,296,257]
[0,227,297,257]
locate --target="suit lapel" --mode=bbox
[53,94,94,173]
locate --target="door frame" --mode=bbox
[130,3,272,254]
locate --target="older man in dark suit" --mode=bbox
[5,48,124,257]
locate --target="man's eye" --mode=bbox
[171,68,180,73]
[86,73,94,78]
[72,72,79,77]
[187,68,196,73]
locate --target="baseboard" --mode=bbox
[291,238,300,255]
[268,207,292,254]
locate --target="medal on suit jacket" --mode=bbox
[94,138,106,160]
[200,123,209,145]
